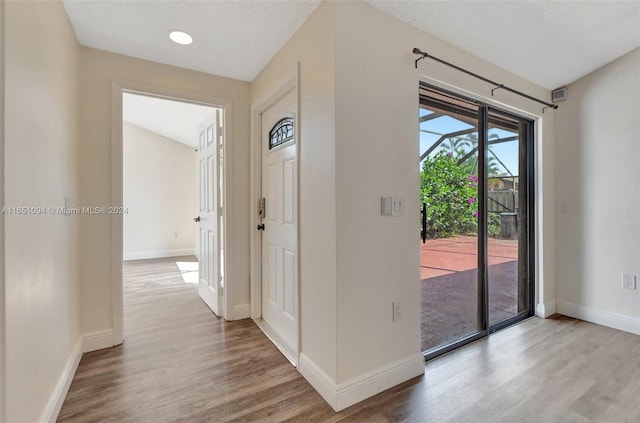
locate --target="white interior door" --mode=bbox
[197,110,223,317]
[260,89,297,359]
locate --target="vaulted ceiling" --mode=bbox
[122,93,216,148]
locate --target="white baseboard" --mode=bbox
[39,338,82,423]
[556,301,640,335]
[123,249,196,261]
[83,329,115,353]
[298,354,338,409]
[335,354,425,411]
[536,300,557,318]
[298,353,425,412]
[229,304,251,320]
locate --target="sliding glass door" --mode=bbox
[419,84,534,358]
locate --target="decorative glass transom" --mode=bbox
[269,117,294,150]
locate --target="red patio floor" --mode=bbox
[420,236,520,352]
[421,236,518,279]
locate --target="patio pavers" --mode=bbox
[421,236,520,352]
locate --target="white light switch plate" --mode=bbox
[391,197,405,217]
[381,197,392,216]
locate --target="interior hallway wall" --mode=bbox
[123,122,197,260]
[79,48,251,343]
[4,1,81,421]
[332,0,555,392]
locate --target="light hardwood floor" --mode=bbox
[58,256,640,422]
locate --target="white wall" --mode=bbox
[334,2,421,385]
[4,1,82,422]
[555,48,640,334]
[253,0,557,411]
[333,0,556,394]
[123,122,196,260]
[78,48,251,341]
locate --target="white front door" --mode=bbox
[260,89,297,360]
[197,110,223,317]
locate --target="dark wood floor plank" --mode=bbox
[58,257,640,422]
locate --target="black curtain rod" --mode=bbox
[412,48,558,111]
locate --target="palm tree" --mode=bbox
[486,155,502,176]
[442,137,471,157]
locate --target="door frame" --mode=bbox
[110,79,232,345]
[418,79,538,360]
[249,68,300,364]
[418,76,545,306]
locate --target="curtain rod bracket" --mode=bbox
[412,47,428,69]
[542,104,558,114]
[491,84,504,96]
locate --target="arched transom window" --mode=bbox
[269,117,294,150]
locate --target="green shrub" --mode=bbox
[488,213,501,237]
[420,152,478,238]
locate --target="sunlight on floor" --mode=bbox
[176,261,199,284]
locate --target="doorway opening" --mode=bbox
[419,83,535,359]
[117,89,227,340]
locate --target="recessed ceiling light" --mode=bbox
[169,31,193,45]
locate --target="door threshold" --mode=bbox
[254,318,298,367]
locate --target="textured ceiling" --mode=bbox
[123,93,217,148]
[63,0,321,81]
[64,0,639,90]
[68,1,639,154]
[365,0,640,89]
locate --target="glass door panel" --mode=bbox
[486,109,531,326]
[419,88,482,354]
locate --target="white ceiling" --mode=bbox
[65,0,639,138]
[63,0,640,89]
[365,0,640,90]
[63,0,321,82]
[122,93,217,148]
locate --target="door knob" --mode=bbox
[257,223,265,231]
[193,216,200,222]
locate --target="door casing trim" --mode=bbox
[249,66,300,363]
[110,80,232,345]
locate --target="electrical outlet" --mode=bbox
[622,273,637,290]
[393,301,402,322]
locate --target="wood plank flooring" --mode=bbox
[58,256,640,422]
